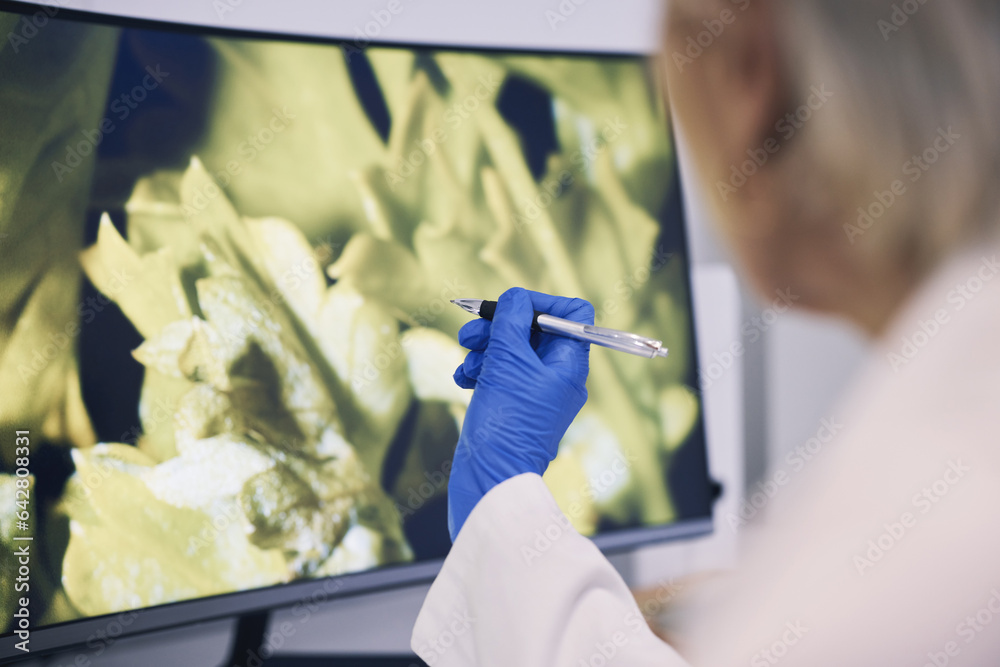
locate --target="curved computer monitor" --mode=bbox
[0,0,712,659]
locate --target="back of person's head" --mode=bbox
[662,0,1000,329]
[780,0,1000,272]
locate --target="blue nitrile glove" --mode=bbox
[447,287,594,540]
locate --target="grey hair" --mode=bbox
[672,0,1000,276]
[777,0,1000,274]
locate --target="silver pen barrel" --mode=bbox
[535,314,668,359]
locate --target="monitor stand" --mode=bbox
[223,611,428,667]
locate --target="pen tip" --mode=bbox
[451,299,483,316]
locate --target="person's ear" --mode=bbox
[661,0,787,216]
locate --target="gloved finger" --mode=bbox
[488,287,537,357]
[457,319,492,351]
[520,289,595,326]
[536,332,591,381]
[453,363,478,390]
[515,289,593,374]
[460,350,485,382]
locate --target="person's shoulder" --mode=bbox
[860,245,1000,443]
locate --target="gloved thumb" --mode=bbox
[489,287,536,356]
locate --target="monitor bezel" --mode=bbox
[0,0,713,659]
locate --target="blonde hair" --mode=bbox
[674,0,1000,277]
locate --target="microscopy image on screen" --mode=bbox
[0,10,704,631]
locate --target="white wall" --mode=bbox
[767,314,868,470]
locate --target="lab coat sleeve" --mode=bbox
[411,473,690,667]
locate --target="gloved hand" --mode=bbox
[448,287,594,540]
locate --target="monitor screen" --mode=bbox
[0,0,712,656]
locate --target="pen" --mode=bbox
[451,299,669,359]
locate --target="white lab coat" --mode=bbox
[411,241,1000,666]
